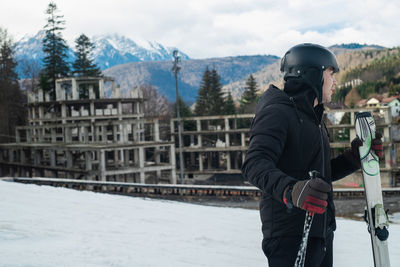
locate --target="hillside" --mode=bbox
[334,47,400,101]
[222,44,391,100]
[103,55,279,103]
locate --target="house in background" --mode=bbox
[365,97,381,108]
[381,95,400,118]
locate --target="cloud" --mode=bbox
[1,0,400,58]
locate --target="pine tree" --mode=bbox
[173,95,192,118]
[194,66,212,116]
[73,34,101,77]
[209,67,225,115]
[223,92,236,115]
[40,2,70,99]
[0,28,26,143]
[239,74,259,113]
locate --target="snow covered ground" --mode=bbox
[0,180,399,267]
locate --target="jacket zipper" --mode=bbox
[319,123,327,250]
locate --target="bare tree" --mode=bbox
[140,84,170,118]
[19,58,41,93]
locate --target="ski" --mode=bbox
[355,112,390,267]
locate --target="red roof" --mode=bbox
[382,95,400,103]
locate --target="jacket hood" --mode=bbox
[256,85,292,114]
[257,82,323,124]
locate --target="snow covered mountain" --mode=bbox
[91,34,189,69]
[14,31,190,78]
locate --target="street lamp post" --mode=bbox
[172,50,185,184]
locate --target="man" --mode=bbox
[241,43,383,267]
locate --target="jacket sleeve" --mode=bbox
[330,150,360,181]
[241,105,297,203]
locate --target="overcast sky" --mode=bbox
[1,0,400,59]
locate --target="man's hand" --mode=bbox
[284,178,331,214]
[371,132,383,158]
[349,133,384,160]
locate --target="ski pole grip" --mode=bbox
[308,170,320,179]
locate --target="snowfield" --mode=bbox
[0,180,399,267]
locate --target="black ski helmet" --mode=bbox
[280,43,339,103]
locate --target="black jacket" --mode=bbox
[241,82,359,239]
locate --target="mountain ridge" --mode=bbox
[14,31,190,78]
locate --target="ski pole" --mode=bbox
[294,171,318,267]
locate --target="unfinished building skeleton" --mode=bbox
[0,76,176,184]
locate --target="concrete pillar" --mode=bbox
[242,151,246,163]
[114,85,120,98]
[383,112,390,143]
[85,151,93,187]
[225,118,230,147]
[117,102,122,116]
[154,119,160,141]
[99,79,104,98]
[350,111,356,141]
[61,103,67,124]
[71,78,78,100]
[55,81,62,101]
[102,126,107,143]
[50,150,56,167]
[199,152,203,171]
[170,144,177,184]
[85,151,92,171]
[133,149,139,165]
[122,124,128,142]
[34,150,41,177]
[83,126,89,143]
[155,147,161,165]
[226,152,231,171]
[170,120,175,143]
[90,124,95,142]
[124,149,130,167]
[66,151,73,179]
[196,120,202,146]
[89,85,95,99]
[50,150,57,177]
[241,133,245,146]
[99,150,106,181]
[139,147,145,183]
[90,102,95,116]
[38,89,44,102]
[114,150,120,167]
[113,125,118,143]
[38,127,44,143]
[136,102,141,115]
[65,127,72,143]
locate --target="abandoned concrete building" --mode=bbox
[171,108,400,187]
[0,76,177,184]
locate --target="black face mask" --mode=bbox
[283,66,324,104]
